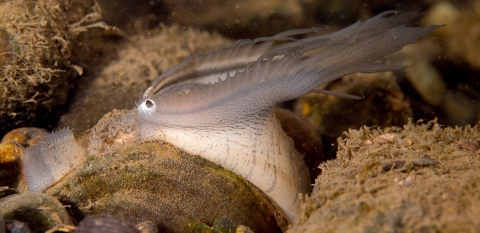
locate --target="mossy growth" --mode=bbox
[290,120,480,233]
[0,0,115,136]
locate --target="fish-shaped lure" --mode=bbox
[136,11,441,221]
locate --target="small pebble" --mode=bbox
[5,220,31,233]
[413,157,437,166]
[75,215,140,233]
[457,139,478,152]
[406,139,413,146]
[445,135,454,143]
[374,134,396,145]
[382,160,406,172]
[404,176,414,187]
[397,176,414,187]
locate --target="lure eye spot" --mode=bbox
[145,99,154,108]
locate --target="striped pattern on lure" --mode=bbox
[136,11,441,221]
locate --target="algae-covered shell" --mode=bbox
[45,110,288,233]
[0,140,26,191]
[46,141,286,232]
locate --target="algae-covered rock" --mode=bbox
[289,120,480,232]
[0,0,115,136]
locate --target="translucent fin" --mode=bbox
[310,89,362,100]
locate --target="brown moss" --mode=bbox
[0,0,115,136]
[290,120,480,232]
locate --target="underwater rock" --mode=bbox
[0,192,73,233]
[0,0,116,136]
[75,215,140,233]
[289,120,480,232]
[0,140,25,192]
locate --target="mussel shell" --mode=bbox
[47,140,287,232]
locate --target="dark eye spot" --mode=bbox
[145,99,154,108]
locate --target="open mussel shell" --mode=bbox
[46,140,288,232]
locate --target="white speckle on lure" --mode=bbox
[135,11,441,221]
